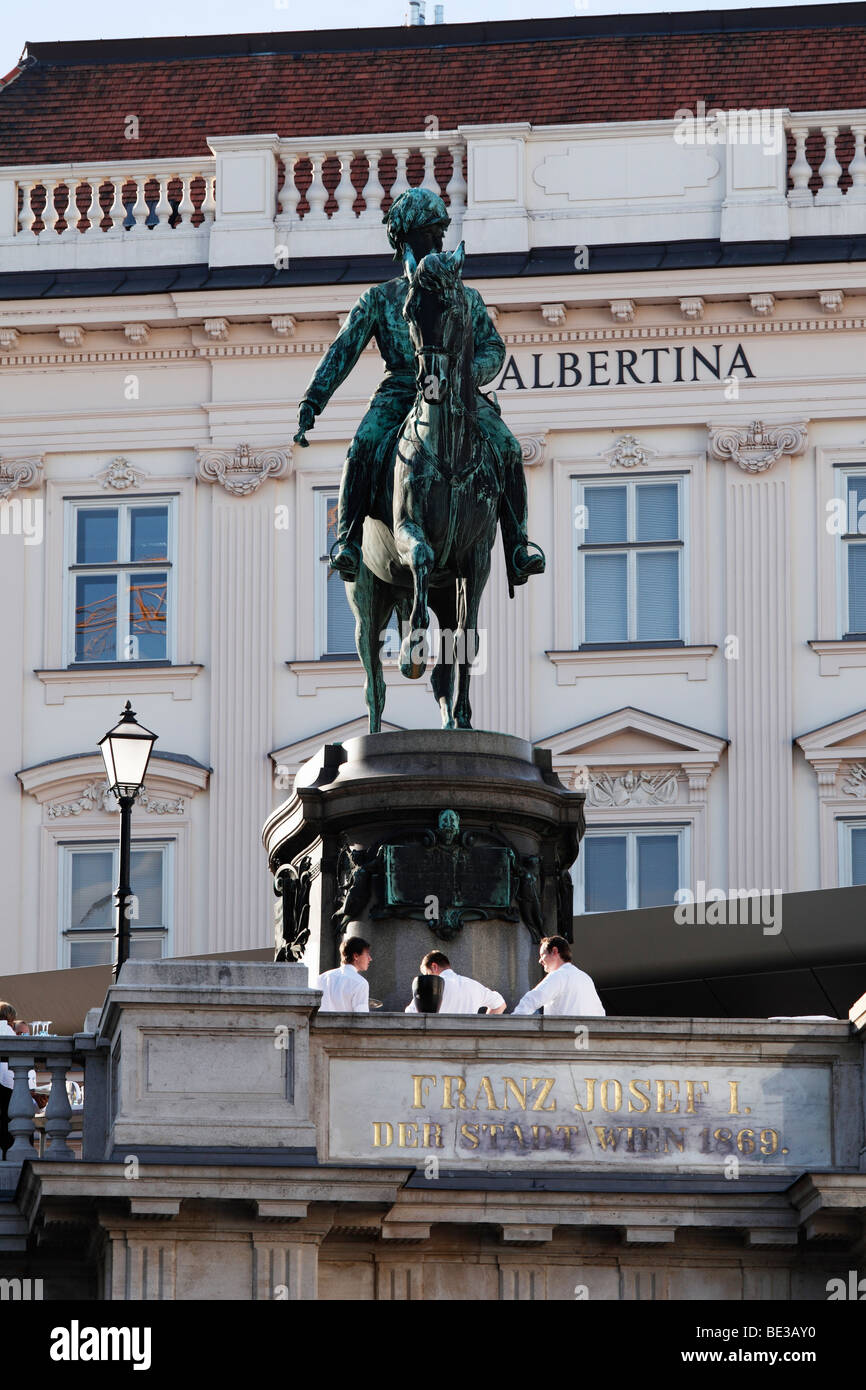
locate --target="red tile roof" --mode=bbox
[1,5,865,165]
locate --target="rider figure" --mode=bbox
[293,187,545,593]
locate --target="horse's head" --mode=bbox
[402,241,468,367]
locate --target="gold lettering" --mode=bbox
[442,1075,468,1110]
[503,1076,529,1110]
[628,1080,651,1113]
[372,1121,393,1147]
[472,1076,500,1111]
[411,1074,437,1109]
[555,1125,581,1150]
[593,1125,619,1151]
[485,1123,505,1147]
[459,1122,479,1148]
[600,1079,623,1113]
[728,1081,740,1116]
[664,1127,686,1153]
[398,1121,418,1147]
[531,1124,553,1148]
[512,1123,527,1146]
[530,1077,557,1112]
[421,1122,443,1148]
[572,1078,596,1112]
[655,1080,680,1114]
[685,1080,709,1114]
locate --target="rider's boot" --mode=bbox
[499,483,545,595]
[329,461,365,581]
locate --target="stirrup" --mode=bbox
[329,539,361,578]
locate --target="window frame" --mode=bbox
[314,487,358,659]
[573,822,690,915]
[835,465,866,639]
[572,471,690,651]
[57,837,174,968]
[63,494,177,668]
[837,816,866,888]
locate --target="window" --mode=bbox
[837,470,866,637]
[573,825,687,913]
[65,498,175,664]
[839,819,866,887]
[574,477,685,647]
[59,841,172,967]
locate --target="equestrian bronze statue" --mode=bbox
[294,187,544,732]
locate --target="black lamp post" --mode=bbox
[98,702,158,981]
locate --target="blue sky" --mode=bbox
[3,0,827,68]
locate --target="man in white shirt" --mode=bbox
[405,951,506,1015]
[0,1001,39,1158]
[317,936,372,1013]
[512,936,605,1017]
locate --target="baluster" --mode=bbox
[787,123,813,205]
[421,140,439,194]
[446,143,467,217]
[816,125,843,203]
[334,149,356,221]
[108,175,126,231]
[131,176,149,229]
[362,149,385,221]
[278,152,301,222]
[153,173,174,230]
[390,147,410,202]
[58,180,80,238]
[18,180,35,235]
[847,124,866,202]
[43,1061,75,1160]
[3,1051,38,1161]
[176,172,196,229]
[82,178,99,233]
[202,174,216,223]
[306,153,329,218]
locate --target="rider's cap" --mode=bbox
[384,187,451,260]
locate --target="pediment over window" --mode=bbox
[537,706,727,805]
[17,751,209,819]
[271,717,404,787]
[796,708,866,797]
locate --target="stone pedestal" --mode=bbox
[262,731,585,1011]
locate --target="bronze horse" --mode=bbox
[345,242,501,734]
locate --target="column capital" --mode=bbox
[708,419,808,473]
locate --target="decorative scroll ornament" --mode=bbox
[46,780,184,817]
[0,454,44,498]
[520,435,547,468]
[841,764,866,799]
[602,435,657,470]
[95,456,147,491]
[588,769,679,808]
[709,420,808,474]
[196,443,292,496]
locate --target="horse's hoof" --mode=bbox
[400,634,428,680]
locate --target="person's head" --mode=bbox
[0,1002,16,1024]
[341,936,372,972]
[538,936,572,973]
[420,951,451,977]
[384,187,451,264]
[438,809,459,845]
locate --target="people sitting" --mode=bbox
[511,936,606,1017]
[317,936,372,1013]
[405,951,506,1015]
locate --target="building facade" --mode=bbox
[1,5,866,979]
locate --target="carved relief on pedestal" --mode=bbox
[709,420,808,473]
[196,443,292,496]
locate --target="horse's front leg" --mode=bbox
[347,569,390,733]
[394,519,434,680]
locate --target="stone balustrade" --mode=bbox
[0,1034,106,1191]
[1,114,866,274]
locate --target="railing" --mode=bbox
[276,132,466,227]
[12,158,215,239]
[0,1035,108,1190]
[786,114,866,204]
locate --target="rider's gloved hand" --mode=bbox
[294,400,316,447]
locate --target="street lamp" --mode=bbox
[98,702,158,981]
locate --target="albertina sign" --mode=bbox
[495,342,756,391]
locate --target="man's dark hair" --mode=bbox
[421,951,450,971]
[340,936,370,965]
[0,1002,16,1023]
[540,936,572,962]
